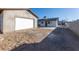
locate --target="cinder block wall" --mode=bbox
[67,21,79,36]
[2,10,37,33]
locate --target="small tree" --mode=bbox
[43,16,47,19]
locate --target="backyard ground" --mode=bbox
[0,28,52,50]
[12,28,79,51]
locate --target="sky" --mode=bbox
[32,8,79,21]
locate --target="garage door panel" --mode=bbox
[15,18,33,30]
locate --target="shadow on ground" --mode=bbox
[11,28,79,51]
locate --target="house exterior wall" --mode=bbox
[38,20,45,27]
[47,21,57,27]
[56,20,58,27]
[67,21,79,36]
[2,10,38,33]
[38,20,58,27]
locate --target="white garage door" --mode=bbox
[15,18,34,30]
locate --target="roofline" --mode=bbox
[0,8,39,18]
[38,17,59,21]
[27,9,39,18]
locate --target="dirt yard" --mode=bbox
[12,28,79,51]
[0,28,52,51]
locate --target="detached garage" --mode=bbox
[0,9,38,33]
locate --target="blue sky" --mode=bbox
[32,8,79,21]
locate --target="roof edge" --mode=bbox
[0,8,39,18]
[27,9,39,18]
[38,17,59,21]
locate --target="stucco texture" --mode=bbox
[2,10,37,33]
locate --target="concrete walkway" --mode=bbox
[12,28,79,51]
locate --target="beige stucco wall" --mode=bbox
[67,21,79,36]
[2,10,38,33]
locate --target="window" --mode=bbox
[47,21,50,24]
[41,21,44,24]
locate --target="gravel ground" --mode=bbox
[12,28,79,51]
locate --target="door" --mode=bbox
[15,18,34,30]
